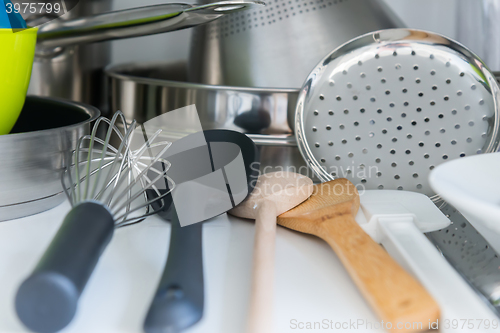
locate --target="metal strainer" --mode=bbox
[295,28,500,315]
[295,29,500,196]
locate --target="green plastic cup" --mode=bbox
[0,28,37,135]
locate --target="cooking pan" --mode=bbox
[0,96,99,221]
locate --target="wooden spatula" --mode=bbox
[229,171,314,333]
[278,178,439,333]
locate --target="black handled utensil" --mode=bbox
[144,129,259,333]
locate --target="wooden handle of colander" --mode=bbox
[318,214,440,332]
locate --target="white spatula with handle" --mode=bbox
[359,190,499,333]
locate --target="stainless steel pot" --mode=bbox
[188,0,405,88]
[18,0,261,114]
[105,61,321,180]
[106,61,298,134]
[0,96,99,221]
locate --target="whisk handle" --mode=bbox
[15,202,115,333]
[144,208,204,333]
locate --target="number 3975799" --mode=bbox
[5,2,62,14]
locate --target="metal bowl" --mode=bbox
[106,61,298,134]
[0,96,100,221]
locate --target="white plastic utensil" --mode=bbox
[429,153,500,255]
[359,190,498,332]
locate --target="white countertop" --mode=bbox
[0,201,392,333]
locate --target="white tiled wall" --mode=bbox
[110,0,459,65]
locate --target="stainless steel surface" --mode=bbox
[37,1,264,49]
[0,96,99,221]
[23,0,262,117]
[295,28,500,198]
[427,203,500,314]
[188,0,405,88]
[106,61,297,134]
[25,0,112,114]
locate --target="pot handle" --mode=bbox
[36,0,264,49]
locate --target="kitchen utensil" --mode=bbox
[360,190,499,330]
[106,61,296,134]
[144,129,259,333]
[23,0,263,114]
[15,112,174,333]
[229,171,313,333]
[294,28,500,311]
[35,0,264,49]
[430,153,500,253]
[0,96,99,221]
[0,27,37,134]
[278,179,439,331]
[188,0,404,88]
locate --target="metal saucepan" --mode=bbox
[188,0,405,88]
[0,96,99,221]
[105,61,318,179]
[106,61,298,134]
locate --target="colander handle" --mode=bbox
[379,219,499,326]
[143,208,204,333]
[15,202,115,333]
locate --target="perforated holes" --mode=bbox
[471,84,476,90]
[413,173,418,178]
[347,83,352,89]
[404,101,409,106]
[377,109,382,114]
[397,125,402,130]
[375,158,381,163]
[416,79,421,84]
[413,65,419,70]
[399,75,404,81]
[401,113,407,118]
[329,110,334,115]
[336,96,341,101]
[460,72,465,77]
[432,85,437,90]
[391,162,397,167]
[382,129,387,134]
[360,73,366,78]
[329,81,335,87]
[452,110,457,115]
[425,131,430,135]
[370,120,375,125]
[395,175,400,179]
[392,137,397,142]
[455,124,460,129]
[312,127,317,132]
[443,155,449,159]
[418,92,424,97]
[460,153,466,157]
[409,161,414,166]
[354,121,359,126]
[385,90,390,95]
[397,186,403,190]
[435,143,441,147]
[377,144,382,149]
[381,79,386,84]
[425,118,430,122]
[387,117,392,122]
[370,97,376,102]
[362,148,368,154]
[342,139,347,144]
[335,155,341,161]
[444,96,449,101]
[348,152,353,157]
[319,95,324,100]
[376,171,382,177]
[375,54,380,59]
[469,121,474,126]
[366,85,371,90]
[446,79,451,84]
[419,142,424,147]
[390,149,396,154]
[440,128,445,133]
[416,184,422,189]
[429,165,435,170]
[326,125,331,130]
[411,121,417,126]
[451,140,457,145]
[424,154,430,159]
[369,132,375,138]
[378,185,384,189]
[457,91,463,96]
[466,137,472,143]
[353,96,358,100]
[390,103,395,108]
[320,158,326,162]
[393,51,398,56]
[342,70,347,75]
[355,136,361,141]
[431,70,436,75]
[360,108,365,114]
[377,66,383,72]
[315,142,320,147]
[430,101,436,106]
[328,141,333,146]
[479,99,485,105]
[358,61,363,66]
[416,107,422,112]
[402,88,407,93]
[405,150,411,154]
[407,134,413,139]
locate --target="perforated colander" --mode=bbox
[295,29,500,200]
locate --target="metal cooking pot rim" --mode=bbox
[105,62,300,93]
[6,96,100,139]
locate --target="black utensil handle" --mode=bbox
[15,201,115,333]
[144,208,204,333]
